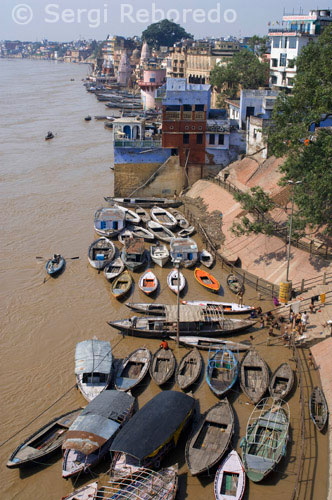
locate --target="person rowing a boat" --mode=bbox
[52,254,60,264]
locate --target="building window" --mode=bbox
[185,125,189,130]
[287,78,294,87]
[196,134,203,144]
[183,134,189,144]
[271,58,278,68]
[183,104,192,111]
[218,134,224,145]
[281,36,287,48]
[209,134,215,145]
[198,126,203,130]
[272,37,280,49]
[195,104,204,111]
[192,126,195,130]
[279,53,287,67]
[271,75,278,84]
[289,37,297,49]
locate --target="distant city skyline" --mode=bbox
[0,0,324,41]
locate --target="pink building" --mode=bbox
[138,68,166,110]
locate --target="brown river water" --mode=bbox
[0,59,328,500]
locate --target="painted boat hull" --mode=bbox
[214,451,245,500]
[194,268,220,292]
[45,256,65,276]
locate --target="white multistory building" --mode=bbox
[269,9,332,90]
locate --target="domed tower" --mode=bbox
[140,41,150,66]
[117,50,131,86]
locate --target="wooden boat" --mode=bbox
[214,450,245,500]
[131,226,154,241]
[6,409,82,468]
[110,392,194,475]
[240,350,270,404]
[181,300,255,314]
[150,243,169,267]
[269,363,294,399]
[176,348,202,390]
[45,254,65,276]
[199,249,214,268]
[75,340,113,402]
[115,347,151,391]
[186,399,234,476]
[84,115,92,121]
[150,347,176,386]
[170,336,251,352]
[240,398,289,482]
[121,238,147,272]
[206,348,239,397]
[135,206,150,223]
[169,209,189,229]
[104,197,181,208]
[118,229,133,244]
[151,206,177,229]
[147,221,175,242]
[109,307,256,339]
[62,391,135,478]
[104,467,178,499]
[310,386,328,431]
[45,131,54,140]
[178,226,195,238]
[170,237,198,268]
[111,271,133,299]
[194,268,220,292]
[227,274,245,294]
[94,207,125,237]
[167,269,186,294]
[115,205,141,225]
[139,270,158,295]
[88,237,116,270]
[61,482,98,500]
[104,257,125,281]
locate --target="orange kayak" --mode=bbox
[194,268,220,292]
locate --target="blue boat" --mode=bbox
[206,347,238,397]
[45,254,65,276]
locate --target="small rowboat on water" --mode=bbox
[169,209,189,229]
[214,450,245,500]
[206,347,238,398]
[139,270,158,295]
[118,229,133,244]
[240,349,270,404]
[131,226,154,241]
[310,386,328,431]
[135,206,150,223]
[170,336,251,352]
[104,257,125,281]
[176,348,202,390]
[178,226,195,238]
[150,243,169,267]
[45,254,65,276]
[7,409,82,469]
[186,399,234,476]
[167,269,186,294]
[150,347,176,386]
[151,206,177,229]
[115,348,151,391]
[147,221,175,242]
[269,363,294,400]
[115,205,141,225]
[111,271,133,299]
[227,273,244,294]
[194,268,220,293]
[199,249,214,268]
[88,238,115,270]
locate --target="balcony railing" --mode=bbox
[165,111,180,120]
[183,111,193,120]
[114,139,162,148]
[194,111,205,120]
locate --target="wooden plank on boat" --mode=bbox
[111,271,133,299]
[206,348,238,397]
[310,386,328,431]
[176,348,202,390]
[186,399,234,476]
[150,347,176,386]
[240,350,270,404]
[214,450,245,500]
[269,363,294,400]
[115,348,151,391]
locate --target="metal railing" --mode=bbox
[165,112,180,120]
[183,111,193,120]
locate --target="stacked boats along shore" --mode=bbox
[9,195,329,500]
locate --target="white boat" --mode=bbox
[147,221,175,242]
[169,336,251,352]
[170,209,189,229]
[88,238,116,270]
[178,226,195,237]
[139,270,159,295]
[62,482,98,500]
[131,226,154,241]
[181,300,255,314]
[103,257,125,281]
[94,207,125,237]
[151,206,177,229]
[118,229,133,244]
[199,249,214,268]
[150,243,169,267]
[104,196,181,208]
[114,204,141,225]
[135,206,150,223]
[75,340,113,402]
[170,237,198,268]
[214,450,246,500]
[167,269,186,294]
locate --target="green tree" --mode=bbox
[231,187,276,236]
[247,35,269,56]
[268,25,332,234]
[142,19,192,49]
[210,50,269,104]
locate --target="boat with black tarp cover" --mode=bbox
[62,390,135,478]
[110,391,195,477]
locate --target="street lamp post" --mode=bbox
[174,259,181,347]
[286,180,302,283]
